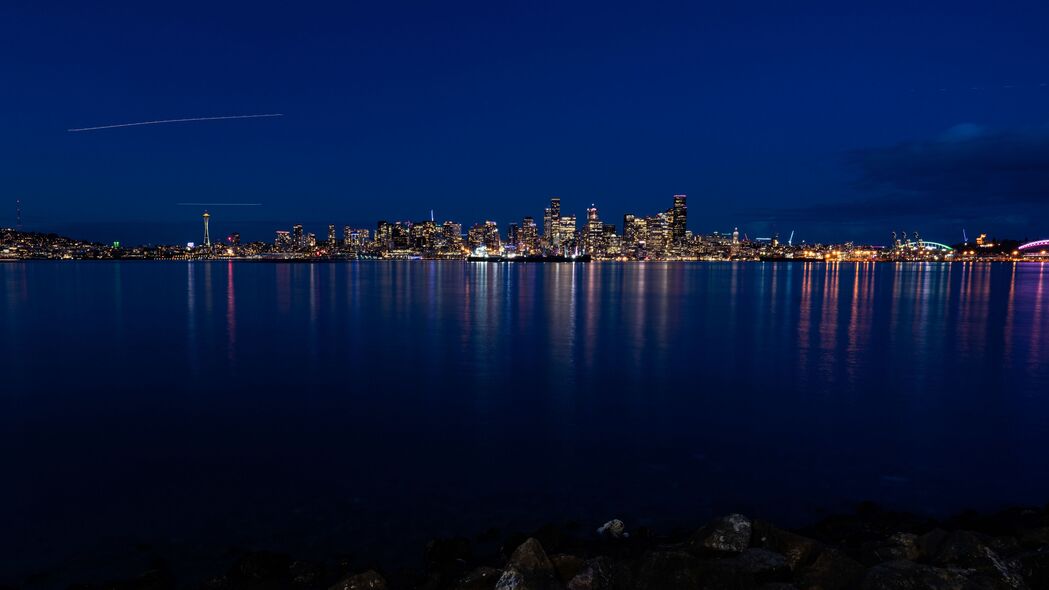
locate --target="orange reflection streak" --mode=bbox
[797,263,813,370]
[845,263,872,385]
[818,263,840,380]
[582,263,598,371]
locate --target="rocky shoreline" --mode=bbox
[36,503,1049,589]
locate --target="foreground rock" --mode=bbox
[329,570,388,590]
[690,513,753,554]
[52,504,1049,590]
[494,538,560,590]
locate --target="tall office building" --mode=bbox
[442,221,463,253]
[520,216,538,254]
[623,213,638,254]
[544,197,562,250]
[560,214,577,254]
[671,195,687,243]
[584,205,602,255]
[467,223,486,251]
[507,222,519,252]
[202,211,211,247]
[327,224,336,246]
[292,224,304,248]
[375,221,392,249]
[483,220,501,253]
[646,213,670,257]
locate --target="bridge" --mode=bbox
[899,240,954,252]
[1019,239,1049,256]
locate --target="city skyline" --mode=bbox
[5,192,1047,262]
[7,191,1045,253]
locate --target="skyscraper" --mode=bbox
[202,211,211,247]
[671,195,687,243]
[327,224,336,247]
[520,216,538,254]
[483,221,501,253]
[584,205,602,255]
[507,222,519,252]
[559,214,576,254]
[544,197,562,251]
[293,224,304,248]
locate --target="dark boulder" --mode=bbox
[454,566,503,590]
[634,550,703,590]
[551,554,585,584]
[328,570,388,590]
[860,560,974,590]
[567,557,618,590]
[751,520,822,571]
[928,531,1027,589]
[735,548,791,583]
[795,548,865,590]
[690,514,753,555]
[861,533,922,565]
[691,549,791,589]
[1010,547,1049,589]
[288,560,327,589]
[494,538,559,590]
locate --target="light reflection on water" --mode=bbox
[2,261,1048,580]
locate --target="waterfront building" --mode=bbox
[467,223,485,251]
[410,219,438,254]
[275,230,291,250]
[483,221,501,253]
[441,221,463,255]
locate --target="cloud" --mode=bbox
[763,124,1049,237]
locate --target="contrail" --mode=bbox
[177,203,263,206]
[68,113,283,132]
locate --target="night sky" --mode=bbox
[2,0,1048,246]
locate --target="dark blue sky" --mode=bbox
[2,0,1048,245]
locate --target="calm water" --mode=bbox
[3,261,1049,582]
